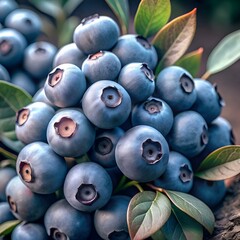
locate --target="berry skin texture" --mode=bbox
[15,102,55,144]
[190,178,227,209]
[5,176,56,221]
[82,80,132,129]
[0,202,16,224]
[167,110,209,158]
[16,142,67,194]
[89,127,125,168]
[44,63,87,108]
[115,125,169,182]
[112,34,158,69]
[23,41,57,80]
[63,162,113,212]
[0,167,16,202]
[191,78,224,124]
[5,8,42,43]
[74,14,120,54]
[118,62,155,104]
[53,42,87,69]
[0,28,27,68]
[154,66,197,113]
[11,223,49,240]
[82,51,121,85]
[44,199,92,240]
[131,97,174,136]
[94,195,131,240]
[0,0,18,24]
[47,108,96,157]
[154,151,193,193]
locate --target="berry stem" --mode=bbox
[146,183,164,193]
[0,147,17,160]
[201,71,211,80]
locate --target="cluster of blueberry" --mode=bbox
[0,7,235,240]
[0,0,57,96]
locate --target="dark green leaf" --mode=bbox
[127,191,171,240]
[206,30,240,76]
[0,220,21,237]
[151,229,167,240]
[164,190,215,234]
[134,0,171,38]
[63,0,85,16]
[174,48,203,77]
[195,145,240,180]
[0,81,32,153]
[105,0,129,34]
[58,16,80,47]
[152,8,197,74]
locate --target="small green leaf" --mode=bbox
[0,220,21,237]
[127,191,171,240]
[174,48,203,77]
[63,0,85,16]
[195,145,240,180]
[152,8,197,74]
[105,0,129,34]
[58,16,80,47]
[0,81,32,153]
[134,0,171,38]
[164,190,215,234]
[206,29,240,76]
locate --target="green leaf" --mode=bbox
[58,16,80,47]
[152,8,197,74]
[127,191,171,240]
[195,145,240,181]
[63,0,85,16]
[151,229,167,240]
[164,190,215,234]
[174,48,203,77]
[105,0,129,34]
[0,81,32,152]
[0,220,21,237]
[134,0,171,38]
[206,30,240,76]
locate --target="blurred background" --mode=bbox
[15,0,240,144]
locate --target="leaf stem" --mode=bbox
[0,147,17,160]
[201,71,211,80]
[124,181,144,192]
[146,183,164,193]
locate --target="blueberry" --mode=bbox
[32,88,55,107]
[16,142,67,194]
[44,63,87,108]
[190,116,235,171]
[47,108,96,157]
[0,0,18,24]
[118,62,155,104]
[5,176,56,221]
[74,14,120,54]
[16,102,55,144]
[167,110,209,158]
[0,202,16,224]
[0,167,16,202]
[82,51,121,85]
[190,177,226,209]
[112,34,158,69]
[94,195,131,240]
[82,80,132,129]
[0,28,27,68]
[0,64,10,82]
[44,199,92,240]
[11,222,48,240]
[115,125,169,182]
[154,151,193,193]
[53,42,87,69]
[154,66,197,113]
[131,97,174,136]
[23,41,57,80]
[5,8,42,43]
[63,162,113,212]
[11,69,37,96]
[89,127,125,168]
[191,79,224,124]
